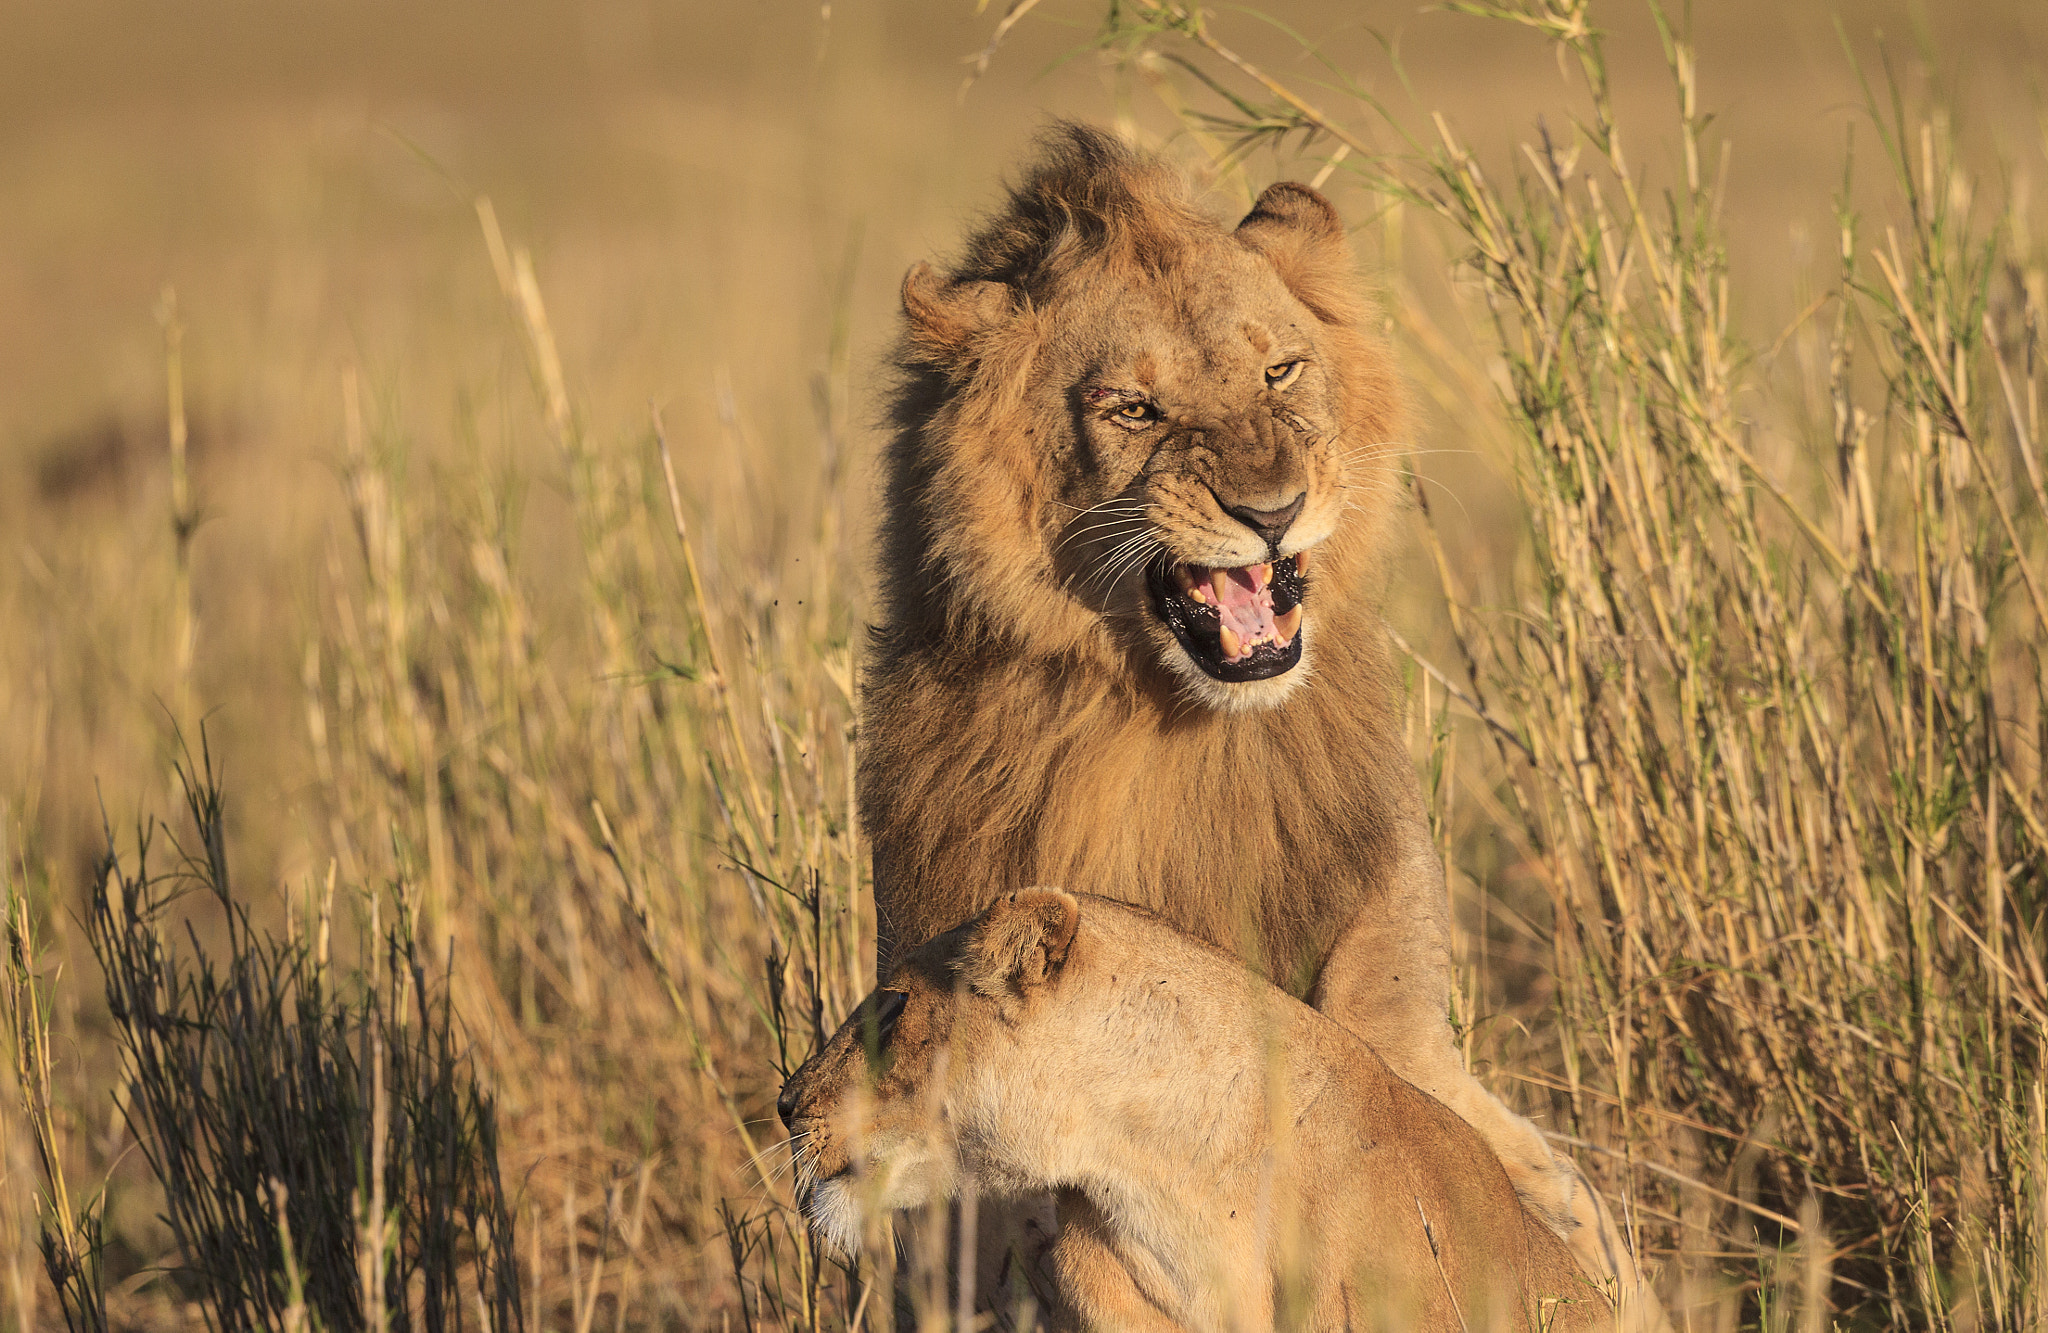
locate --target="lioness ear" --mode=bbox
[1234,181,1356,324]
[901,261,1015,366]
[960,888,1079,997]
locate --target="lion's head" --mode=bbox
[776,889,1086,1256]
[879,124,1401,713]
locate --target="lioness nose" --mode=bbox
[1221,491,1306,549]
[776,1079,799,1129]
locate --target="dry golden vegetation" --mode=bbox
[3,0,2047,1329]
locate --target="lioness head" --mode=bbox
[883,123,1401,712]
[777,889,1082,1255]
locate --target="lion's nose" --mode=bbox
[1220,491,1306,549]
[777,1079,800,1130]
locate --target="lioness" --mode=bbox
[860,123,1642,1307]
[780,889,1607,1332]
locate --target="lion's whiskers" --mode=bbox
[1339,467,1470,520]
[747,1131,812,1189]
[1053,498,1155,562]
[1079,529,1164,597]
[1054,514,1152,557]
[1103,540,1166,591]
[777,1132,820,1192]
[1054,497,1149,524]
[1050,496,1145,515]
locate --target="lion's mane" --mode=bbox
[861,123,1422,992]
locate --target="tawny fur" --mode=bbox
[781,891,1609,1332]
[859,123,1656,1322]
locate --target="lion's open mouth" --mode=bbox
[1148,550,1308,682]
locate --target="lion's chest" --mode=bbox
[864,659,1404,988]
[1013,735,1373,987]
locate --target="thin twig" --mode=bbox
[1386,627,1536,763]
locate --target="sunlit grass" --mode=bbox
[2,0,2046,1329]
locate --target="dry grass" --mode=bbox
[2,0,2046,1329]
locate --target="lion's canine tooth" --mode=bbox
[1253,562,1272,590]
[1218,625,1242,659]
[1295,549,1309,575]
[1190,584,1210,604]
[1275,606,1302,642]
[1209,569,1232,603]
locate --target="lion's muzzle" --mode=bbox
[1149,548,1308,681]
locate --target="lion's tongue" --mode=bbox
[1208,565,1275,662]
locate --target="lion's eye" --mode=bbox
[870,989,908,1035]
[1265,361,1305,390]
[1116,401,1158,423]
[858,988,909,1070]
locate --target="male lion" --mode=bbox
[779,889,1607,1332]
[859,124,1640,1310]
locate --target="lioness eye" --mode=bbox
[858,989,908,1070]
[1265,361,1304,390]
[1117,402,1156,422]
[870,990,907,1034]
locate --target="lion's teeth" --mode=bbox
[1189,584,1209,604]
[1218,625,1242,659]
[1275,606,1302,642]
[1209,569,1232,603]
[1295,549,1309,575]
[1252,562,1272,590]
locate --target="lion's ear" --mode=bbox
[960,888,1079,997]
[901,262,1015,367]
[1234,181,1356,325]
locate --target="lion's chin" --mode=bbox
[800,1175,866,1259]
[1160,632,1314,714]
[1147,550,1310,700]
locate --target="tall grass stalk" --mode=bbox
[298,196,880,1327]
[4,834,107,1333]
[155,286,199,729]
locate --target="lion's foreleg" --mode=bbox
[1308,847,1665,1329]
[1305,844,1576,1240]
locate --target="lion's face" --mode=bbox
[1041,233,1345,708]
[894,151,1396,715]
[777,893,1080,1256]
[774,955,963,1257]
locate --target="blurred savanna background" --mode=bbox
[3,0,2047,1328]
